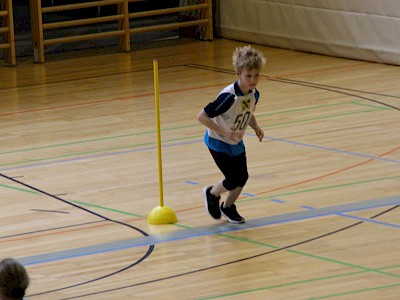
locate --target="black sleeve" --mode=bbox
[203,93,235,118]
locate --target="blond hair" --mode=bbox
[0,258,29,300]
[232,45,266,73]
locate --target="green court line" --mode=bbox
[196,271,365,300]
[0,102,382,161]
[0,107,385,168]
[198,277,400,300]
[380,265,400,271]
[193,236,400,299]
[0,135,202,168]
[261,109,380,128]
[66,197,400,294]
[217,233,279,249]
[0,142,155,167]
[2,175,399,207]
[215,234,400,278]
[3,67,397,298]
[194,236,400,299]
[23,193,400,299]
[4,101,378,154]
[0,132,153,155]
[257,101,388,118]
[70,200,143,218]
[0,183,40,194]
[0,184,144,218]
[69,192,400,298]
[0,124,198,156]
[240,175,400,203]
[288,249,400,278]
[308,283,400,299]
[350,101,393,110]
[3,178,399,298]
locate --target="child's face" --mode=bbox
[237,68,260,92]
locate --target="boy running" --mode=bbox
[197,45,266,223]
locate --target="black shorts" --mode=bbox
[209,148,249,190]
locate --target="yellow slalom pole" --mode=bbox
[147,60,177,225]
[153,59,164,207]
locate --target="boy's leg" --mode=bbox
[220,186,245,223]
[210,184,244,222]
[210,181,227,197]
[205,149,247,223]
[203,186,221,219]
[203,181,226,220]
[220,203,245,223]
[224,186,243,207]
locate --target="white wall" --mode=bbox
[219,0,400,65]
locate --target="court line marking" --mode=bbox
[20,195,400,266]
[264,136,400,164]
[0,134,398,173]
[4,60,395,113]
[1,109,392,169]
[0,100,384,156]
[2,174,398,244]
[3,69,396,296]
[3,49,396,298]
[307,282,400,300]
[246,175,400,202]
[302,206,400,229]
[1,99,396,172]
[198,274,400,300]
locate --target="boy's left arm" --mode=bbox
[248,115,264,142]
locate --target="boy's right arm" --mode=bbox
[197,109,224,135]
[197,110,241,143]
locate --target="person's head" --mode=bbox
[0,258,29,300]
[232,45,266,92]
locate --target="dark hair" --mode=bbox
[0,258,30,300]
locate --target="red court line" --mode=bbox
[2,60,394,242]
[270,61,370,79]
[1,60,373,117]
[1,216,147,244]
[3,146,398,243]
[0,82,229,117]
[256,146,400,195]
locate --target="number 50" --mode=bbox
[233,111,251,130]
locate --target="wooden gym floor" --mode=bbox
[0,38,399,299]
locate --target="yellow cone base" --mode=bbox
[147,205,178,225]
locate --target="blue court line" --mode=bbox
[271,198,286,204]
[19,196,400,267]
[241,192,256,197]
[301,206,315,210]
[0,139,203,172]
[302,205,400,228]
[337,213,400,228]
[1,133,399,172]
[185,181,199,185]
[263,136,400,164]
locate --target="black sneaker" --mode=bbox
[220,202,245,224]
[203,186,221,219]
